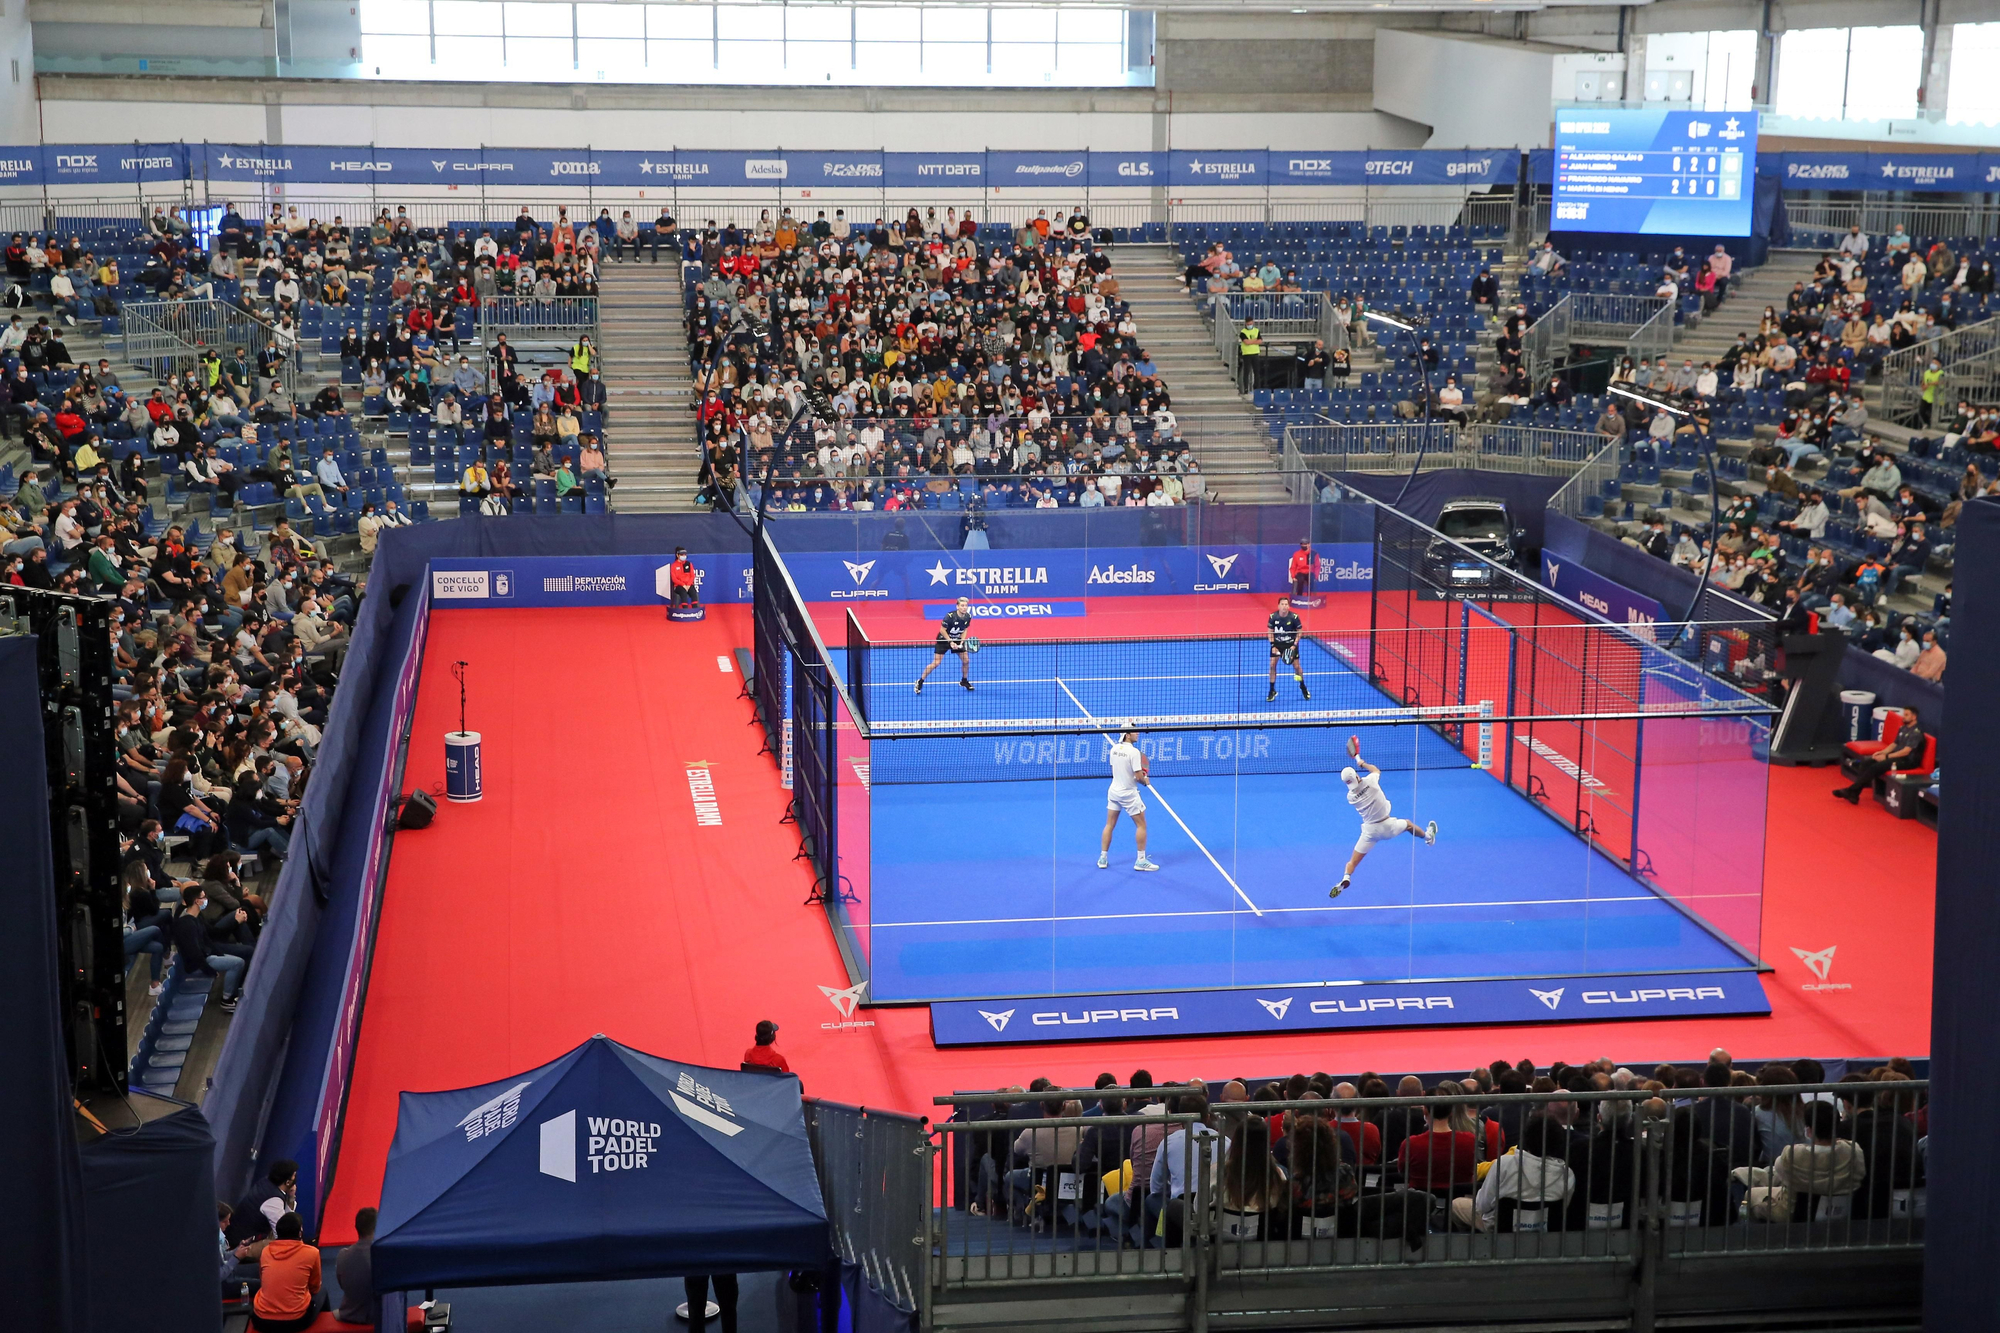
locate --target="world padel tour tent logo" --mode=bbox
[371,1036,831,1290]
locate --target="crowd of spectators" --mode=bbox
[951,1050,1924,1245]
[681,205,1212,512]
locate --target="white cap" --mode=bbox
[1340,766,1358,785]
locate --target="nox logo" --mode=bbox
[979,1008,1015,1032]
[1791,945,1836,980]
[54,154,97,170]
[1257,996,1293,1020]
[1530,986,1565,1011]
[1288,159,1332,173]
[1206,553,1239,578]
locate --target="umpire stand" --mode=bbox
[0,588,127,1096]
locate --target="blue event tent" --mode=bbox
[371,1035,831,1291]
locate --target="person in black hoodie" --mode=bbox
[169,884,250,1009]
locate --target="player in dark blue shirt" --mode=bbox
[917,596,976,693]
[1266,596,1309,702]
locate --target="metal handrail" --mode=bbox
[1875,314,2000,424]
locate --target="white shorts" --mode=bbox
[1108,787,1146,816]
[1355,818,1406,853]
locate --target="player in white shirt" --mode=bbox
[1330,743,1435,898]
[1098,723,1159,872]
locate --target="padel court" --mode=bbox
[842,608,1766,1002]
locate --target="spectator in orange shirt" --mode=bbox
[742,1019,792,1077]
[251,1211,323,1332]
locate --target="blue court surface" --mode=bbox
[853,635,1754,1003]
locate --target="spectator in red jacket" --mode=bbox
[742,1019,792,1076]
[667,547,699,608]
[1288,540,1314,597]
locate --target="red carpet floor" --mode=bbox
[318,601,1934,1243]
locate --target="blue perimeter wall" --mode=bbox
[1541,512,1945,724]
[205,505,1377,1218]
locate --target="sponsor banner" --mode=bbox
[921,599,1088,619]
[791,151,888,186]
[1169,150,1266,187]
[1780,152,1985,192]
[783,542,1373,603]
[428,554,754,607]
[885,152,986,189]
[1087,151,1165,187]
[202,143,298,181]
[1540,555,1665,638]
[1269,152,1366,185]
[44,143,187,185]
[930,970,1770,1045]
[989,150,1089,186]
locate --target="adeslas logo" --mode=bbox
[1086,563,1157,586]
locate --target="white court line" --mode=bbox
[867,894,1697,930]
[1056,676,1264,917]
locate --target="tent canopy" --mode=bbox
[371,1036,830,1290]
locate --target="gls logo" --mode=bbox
[820,980,877,1030]
[1116,161,1154,177]
[1196,551,1249,592]
[1792,944,1851,992]
[831,558,889,600]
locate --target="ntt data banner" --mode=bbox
[930,970,1770,1045]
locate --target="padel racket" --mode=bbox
[1347,733,1361,759]
[966,637,982,654]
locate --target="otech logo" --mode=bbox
[832,558,889,600]
[1792,945,1850,992]
[1365,158,1415,176]
[820,981,877,1030]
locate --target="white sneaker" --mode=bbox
[1133,857,1160,872]
[147,981,163,997]
[1097,852,1108,868]
[1329,877,1349,899]
[1425,820,1438,845]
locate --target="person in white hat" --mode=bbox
[1099,722,1159,872]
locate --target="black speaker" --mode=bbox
[398,789,437,830]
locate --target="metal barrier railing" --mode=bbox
[801,1081,1927,1330]
[477,295,599,348]
[1546,437,1624,519]
[1281,422,1605,484]
[1875,314,2000,425]
[117,296,306,385]
[1786,198,2000,243]
[1524,293,1674,391]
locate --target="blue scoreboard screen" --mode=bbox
[1553,109,1757,236]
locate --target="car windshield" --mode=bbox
[1440,510,1508,542]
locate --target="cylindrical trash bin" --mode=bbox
[1872,705,1895,743]
[1839,690,1877,744]
[444,730,483,802]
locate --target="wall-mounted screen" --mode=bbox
[1553,108,1757,235]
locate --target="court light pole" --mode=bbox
[1608,383,1715,639]
[1365,309,1439,507]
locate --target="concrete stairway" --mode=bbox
[1667,248,1823,370]
[595,258,699,511]
[1114,243,1293,504]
